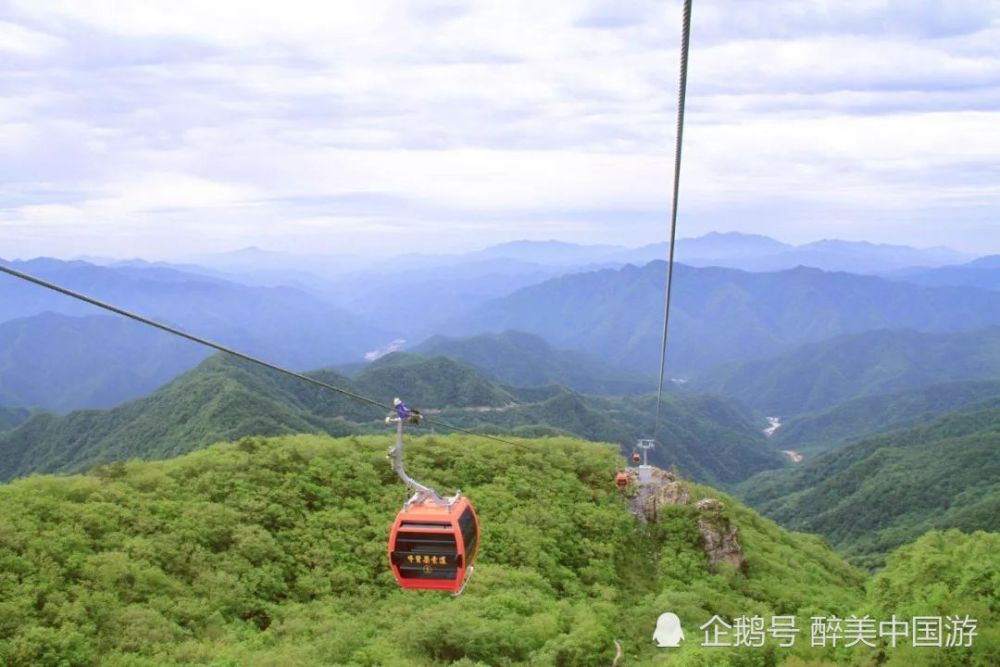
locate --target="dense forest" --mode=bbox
[739,404,1000,568]
[771,381,1000,456]
[0,433,993,665]
[0,354,783,487]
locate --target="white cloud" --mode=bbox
[1,0,998,258]
[0,19,63,55]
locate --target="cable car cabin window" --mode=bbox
[391,529,459,580]
[458,506,478,563]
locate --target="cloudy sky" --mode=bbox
[1,0,998,259]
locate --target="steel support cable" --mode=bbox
[0,263,521,447]
[652,0,693,443]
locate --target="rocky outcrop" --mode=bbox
[628,466,747,574]
[695,501,748,574]
[632,468,690,519]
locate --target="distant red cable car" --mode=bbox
[385,399,479,595]
[615,471,629,490]
[631,452,641,464]
[388,496,479,594]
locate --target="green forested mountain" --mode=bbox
[431,390,783,487]
[697,327,1000,416]
[0,353,781,486]
[0,353,505,482]
[0,433,993,666]
[772,380,1000,456]
[739,404,1000,568]
[449,262,1000,373]
[0,312,209,412]
[414,330,653,394]
[352,352,516,408]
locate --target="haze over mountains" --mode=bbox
[696,327,1000,416]
[451,262,1000,373]
[3,231,999,415]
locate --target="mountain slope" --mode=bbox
[0,352,515,481]
[0,312,210,412]
[0,258,386,369]
[772,379,1000,456]
[0,406,32,432]
[696,327,1000,416]
[0,353,781,486]
[353,352,516,408]
[0,433,871,666]
[0,433,994,665]
[739,403,1000,568]
[432,390,783,486]
[894,254,1000,291]
[414,330,653,394]
[449,262,1000,374]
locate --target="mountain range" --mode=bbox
[770,379,1000,456]
[0,258,388,370]
[740,401,1000,568]
[695,327,1000,416]
[892,254,1000,291]
[413,330,653,395]
[0,312,209,412]
[0,352,781,487]
[448,262,1000,373]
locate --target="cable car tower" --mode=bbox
[636,439,656,468]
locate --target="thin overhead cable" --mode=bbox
[0,263,522,447]
[653,0,693,441]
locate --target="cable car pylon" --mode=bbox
[385,400,480,596]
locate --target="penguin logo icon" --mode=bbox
[653,612,684,647]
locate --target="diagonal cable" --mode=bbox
[0,263,521,447]
[653,0,693,442]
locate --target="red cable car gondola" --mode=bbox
[388,496,479,594]
[615,471,629,490]
[631,452,641,464]
[385,399,479,595]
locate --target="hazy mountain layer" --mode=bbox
[892,254,1000,291]
[450,262,1000,373]
[0,312,209,412]
[696,327,1000,416]
[414,330,653,394]
[0,258,387,369]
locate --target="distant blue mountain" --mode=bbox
[0,313,209,412]
[466,233,970,274]
[448,262,1000,374]
[0,258,388,371]
[892,255,1000,291]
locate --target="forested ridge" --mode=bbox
[0,354,782,486]
[771,380,1000,456]
[0,433,993,665]
[740,404,1000,568]
[695,327,1000,416]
